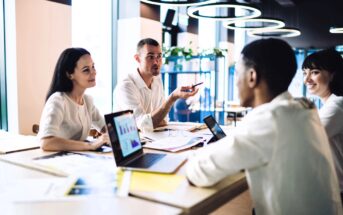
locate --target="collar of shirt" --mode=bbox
[248,91,292,116]
[270,91,292,105]
[325,93,338,104]
[130,69,160,90]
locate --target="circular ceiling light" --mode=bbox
[140,0,215,6]
[329,27,343,34]
[248,28,301,38]
[187,3,261,21]
[223,18,285,30]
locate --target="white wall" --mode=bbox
[117,17,162,83]
[12,0,71,134]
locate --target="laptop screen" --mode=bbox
[113,113,142,157]
[105,110,144,164]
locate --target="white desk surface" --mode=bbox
[0,158,181,215]
[0,124,247,214]
[0,147,247,215]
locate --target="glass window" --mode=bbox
[72,0,113,115]
[0,0,8,131]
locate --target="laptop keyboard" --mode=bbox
[127,153,166,168]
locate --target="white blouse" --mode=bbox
[186,92,342,215]
[319,94,343,192]
[38,92,105,141]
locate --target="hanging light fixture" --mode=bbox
[329,27,343,34]
[187,2,261,21]
[248,28,301,38]
[223,18,285,31]
[140,0,215,7]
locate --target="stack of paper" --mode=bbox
[143,136,205,152]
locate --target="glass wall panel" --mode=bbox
[0,0,8,130]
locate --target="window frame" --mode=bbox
[0,0,8,131]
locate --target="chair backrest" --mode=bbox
[174,98,191,122]
[32,124,40,134]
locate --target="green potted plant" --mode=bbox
[200,47,227,58]
[163,44,194,71]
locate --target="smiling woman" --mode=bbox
[37,48,110,152]
[302,48,343,203]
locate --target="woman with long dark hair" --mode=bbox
[38,48,109,151]
[303,48,343,204]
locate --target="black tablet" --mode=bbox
[203,115,226,143]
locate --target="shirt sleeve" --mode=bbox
[319,102,343,139]
[114,81,154,131]
[186,109,276,187]
[37,94,64,139]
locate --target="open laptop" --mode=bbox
[104,110,186,174]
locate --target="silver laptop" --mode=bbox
[105,110,186,174]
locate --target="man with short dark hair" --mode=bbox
[186,38,342,214]
[113,38,198,131]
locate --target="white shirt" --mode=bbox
[319,94,343,192]
[186,92,342,215]
[38,92,105,141]
[113,69,167,131]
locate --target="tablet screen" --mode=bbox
[203,115,226,141]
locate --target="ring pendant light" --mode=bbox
[140,0,215,7]
[187,3,261,21]
[223,18,285,30]
[248,28,301,38]
[329,27,343,34]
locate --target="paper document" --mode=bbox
[0,177,77,201]
[156,122,207,132]
[65,174,117,197]
[142,129,197,141]
[143,136,204,152]
[0,174,118,202]
[32,151,116,176]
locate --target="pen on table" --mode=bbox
[153,128,173,132]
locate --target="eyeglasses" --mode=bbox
[144,53,162,61]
